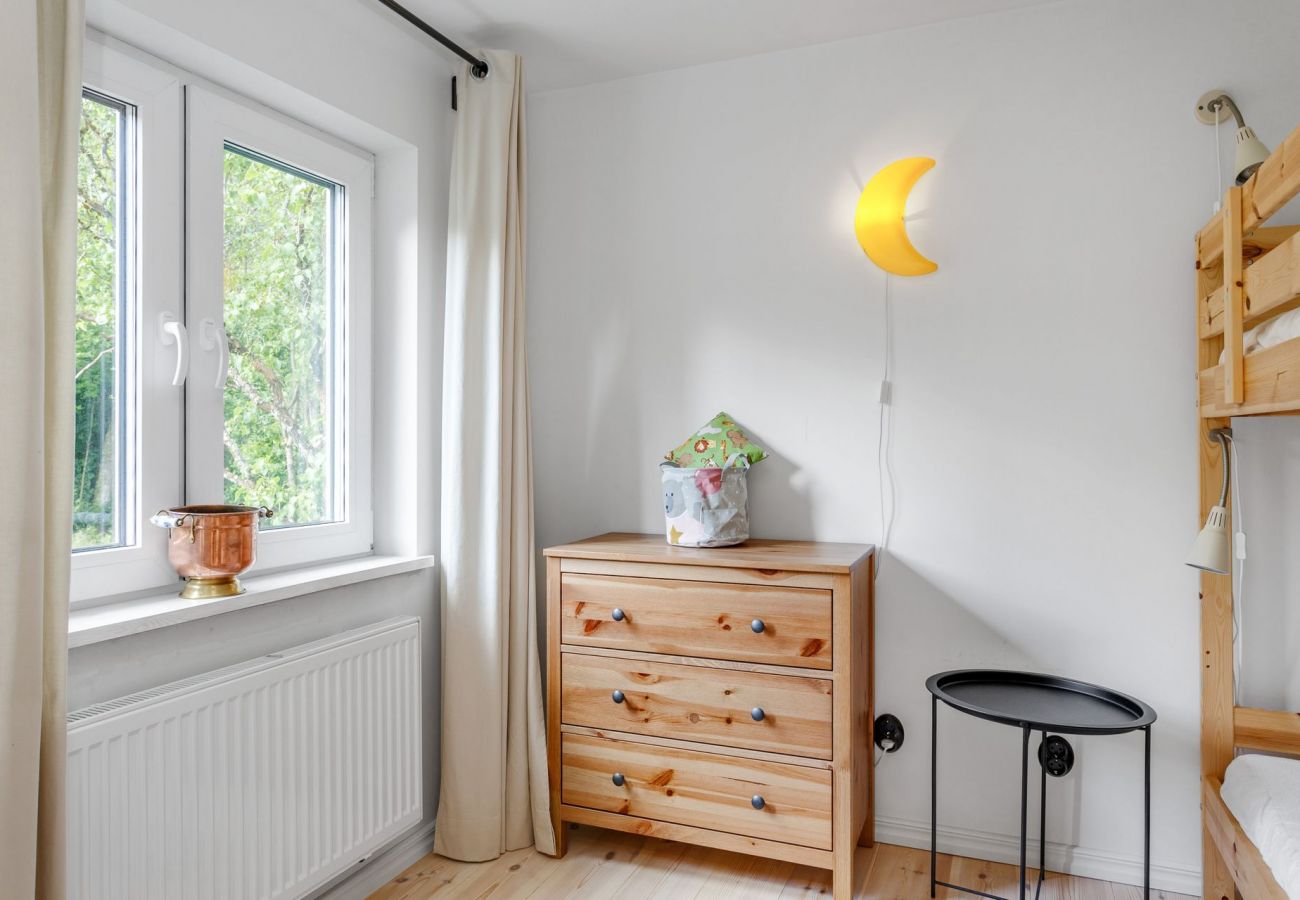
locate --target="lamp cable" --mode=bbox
[1230,435,1245,704]
[876,273,897,581]
[1214,112,1224,213]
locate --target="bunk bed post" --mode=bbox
[1198,246,1234,900]
[1190,223,1232,894]
[1222,186,1245,407]
[1198,414,1234,900]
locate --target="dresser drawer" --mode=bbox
[560,573,832,669]
[561,653,832,759]
[561,732,832,850]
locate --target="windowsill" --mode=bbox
[68,554,435,649]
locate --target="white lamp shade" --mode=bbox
[1234,126,1271,185]
[1187,505,1231,574]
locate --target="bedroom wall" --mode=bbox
[71,0,453,891]
[525,0,1300,889]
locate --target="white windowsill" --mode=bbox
[68,554,435,649]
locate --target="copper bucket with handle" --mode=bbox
[151,505,273,599]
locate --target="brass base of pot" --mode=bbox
[179,576,246,600]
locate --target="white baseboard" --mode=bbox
[309,819,438,900]
[876,815,1201,896]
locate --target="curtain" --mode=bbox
[0,0,83,897]
[435,51,555,861]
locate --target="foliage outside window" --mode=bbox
[222,147,340,528]
[74,93,127,550]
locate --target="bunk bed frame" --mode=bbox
[1197,121,1300,900]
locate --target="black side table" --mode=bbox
[926,670,1157,900]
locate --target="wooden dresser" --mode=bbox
[543,533,875,898]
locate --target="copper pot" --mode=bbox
[151,505,273,599]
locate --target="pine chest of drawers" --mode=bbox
[544,533,875,898]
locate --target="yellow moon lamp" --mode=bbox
[854,157,937,276]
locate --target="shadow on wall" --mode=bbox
[873,555,1091,849]
[743,430,814,542]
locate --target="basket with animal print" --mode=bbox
[660,412,765,547]
[660,456,751,547]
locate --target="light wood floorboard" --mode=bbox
[371,826,1193,900]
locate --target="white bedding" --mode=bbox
[1221,754,1300,897]
[1219,306,1300,363]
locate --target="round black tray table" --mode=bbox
[926,670,1157,900]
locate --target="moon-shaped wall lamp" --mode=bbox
[854,157,937,276]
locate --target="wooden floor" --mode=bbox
[372,825,1193,899]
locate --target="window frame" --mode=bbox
[184,85,374,570]
[71,37,376,608]
[71,40,184,606]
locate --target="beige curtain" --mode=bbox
[435,50,555,861]
[0,0,83,897]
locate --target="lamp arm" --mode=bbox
[1212,428,1233,507]
[1208,94,1247,130]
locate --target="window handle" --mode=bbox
[200,319,230,390]
[158,312,189,387]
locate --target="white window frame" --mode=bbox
[185,86,374,570]
[71,40,184,605]
[71,36,375,608]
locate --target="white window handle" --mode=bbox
[157,312,188,387]
[199,318,230,389]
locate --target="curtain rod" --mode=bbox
[374,0,489,82]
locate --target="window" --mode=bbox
[221,146,342,528]
[71,41,373,605]
[186,87,372,571]
[74,91,133,551]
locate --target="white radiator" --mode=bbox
[67,616,422,900]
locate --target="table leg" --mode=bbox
[1020,724,1029,900]
[931,695,938,898]
[1039,733,1046,897]
[1144,726,1151,900]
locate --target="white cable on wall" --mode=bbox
[876,273,897,580]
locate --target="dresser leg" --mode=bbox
[832,856,856,899]
[856,812,874,848]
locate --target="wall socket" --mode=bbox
[873,713,905,752]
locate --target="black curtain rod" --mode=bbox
[375,0,489,78]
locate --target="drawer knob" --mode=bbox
[612,772,626,787]
[611,607,626,622]
[751,707,765,722]
[751,619,765,633]
[612,689,625,704]
[751,795,766,810]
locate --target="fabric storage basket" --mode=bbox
[661,457,750,547]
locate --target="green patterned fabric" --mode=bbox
[664,412,766,468]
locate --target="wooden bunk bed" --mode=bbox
[1197,121,1300,900]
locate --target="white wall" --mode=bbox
[72,0,454,889]
[526,0,1300,888]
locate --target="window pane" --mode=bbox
[74,92,131,550]
[222,145,340,528]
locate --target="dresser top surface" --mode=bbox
[543,532,874,573]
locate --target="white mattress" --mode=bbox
[1221,754,1300,897]
[1219,306,1300,363]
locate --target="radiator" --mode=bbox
[67,616,422,900]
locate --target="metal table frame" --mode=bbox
[927,671,1155,900]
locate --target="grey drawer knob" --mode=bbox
[751,795,765,810]
[611,608,626,622]
[612,772,625,787]
[751,619,765,633]
[751,707,765,722]
[612,689,625,704]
